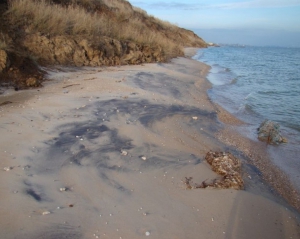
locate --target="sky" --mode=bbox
[128,0,300,47]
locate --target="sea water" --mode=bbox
[194,46,300,191]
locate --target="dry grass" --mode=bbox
[132,5,178,31]
[154,18,179,31]
[101,0,134,14]
[132,6,147,15]
[0,33,11,50]
[0,40,7,50]
[8,0,104,35]
[7,0,182,58]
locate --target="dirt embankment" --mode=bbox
[0,0,207,90]
[23,34,168,66]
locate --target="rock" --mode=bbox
[53,37,77,65]
[0,49,10,73]
[126,42,136,51]
[257,120,287,144]
[73,47,88,66]
[122,51,134,62]
[23,33,56,64]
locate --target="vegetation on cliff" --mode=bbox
[0,0,207,89]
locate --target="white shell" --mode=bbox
[145,231,150,236]
[121,150,128,156]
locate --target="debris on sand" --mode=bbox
[3,166,12,171]
[204,151,244,190]
[184,152,244,190]
[59,187,67,192]
[257,120,287,144]
[0,101,13,106]
[121,150,128,156]
[184,177,194,189]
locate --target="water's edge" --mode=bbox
[193,47,300,212]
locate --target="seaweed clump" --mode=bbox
[205,151,244,190]
[184,151,244,190]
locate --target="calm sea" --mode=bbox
[194,46,300,191]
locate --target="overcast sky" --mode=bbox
[129,0,300,47]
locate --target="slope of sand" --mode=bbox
[0,50,299,239]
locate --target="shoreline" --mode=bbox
[0,50,300,238]
[190,47,300,211]
[194,45,300,199]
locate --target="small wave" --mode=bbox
[257,90,277,95]
[238,104,246,112]
[238,103,258,116]
[244,92,256,100]
[217,67,231,73]
[193,52,203,59]
[288,124,300,133]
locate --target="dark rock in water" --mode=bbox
[257,120,287,144]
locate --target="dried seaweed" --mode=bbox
[184,151,244,190]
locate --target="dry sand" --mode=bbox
[0,49,300,239]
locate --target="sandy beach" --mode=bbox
[0,48,299,239]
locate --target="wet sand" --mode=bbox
[0,49,300,239]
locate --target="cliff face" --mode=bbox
[22,34,168,67]
[0,0,207,89]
